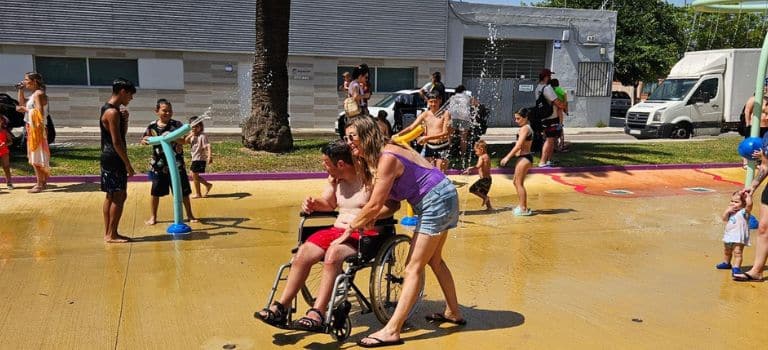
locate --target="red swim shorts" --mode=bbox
[306,226,378,250]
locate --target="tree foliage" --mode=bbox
[540,0,685,86]
[681,8,767,52]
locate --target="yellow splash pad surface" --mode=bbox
[0,167,766,349]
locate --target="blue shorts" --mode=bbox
[413,178,459,235]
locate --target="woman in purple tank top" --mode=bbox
[334,117,463,347]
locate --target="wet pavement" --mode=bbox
[1,167,767,349]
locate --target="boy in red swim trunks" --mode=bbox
[255,140,398,332]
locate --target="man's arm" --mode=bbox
[303,179,337,213]
[104,110,134,176]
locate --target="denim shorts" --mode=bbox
[413,178,459,235]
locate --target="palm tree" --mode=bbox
[243,0,293,152]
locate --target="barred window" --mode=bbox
[576,62,612,97]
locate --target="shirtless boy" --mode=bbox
[463,140,493,210]
[395,91,452,172]
[256,140,398,331]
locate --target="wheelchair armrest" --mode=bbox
[299,211,339,218]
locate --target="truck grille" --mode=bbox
[626,112,649,128]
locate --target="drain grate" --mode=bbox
[605,189,634,195]
[684,187,715,193]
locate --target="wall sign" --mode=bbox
[519,84,534,92]
[290,66,313,80]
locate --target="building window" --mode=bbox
[576,62,612,97]
[35,57,139,86]
[376,68,415,92]
[89,59,139,86]
[35,57,87,85]
[337,66,414,93]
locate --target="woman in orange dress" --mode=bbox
[16,72,50,193]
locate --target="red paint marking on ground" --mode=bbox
[549,174,587,193]
[692,168,744,186]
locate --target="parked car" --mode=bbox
[610,91,632,117]
[336,88,457,136]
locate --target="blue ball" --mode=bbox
[738,137,763,159]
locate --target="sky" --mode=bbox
[462,0,689,6]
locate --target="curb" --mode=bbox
[6,163,741,183]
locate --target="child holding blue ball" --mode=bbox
[716,190,752,275]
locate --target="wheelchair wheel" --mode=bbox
[369,234,424,324]
[329,300,352,341]
[299,262,324,307]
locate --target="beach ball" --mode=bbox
[738,137,763,159]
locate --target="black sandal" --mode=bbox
[292,308,325,332]
[254,301,288,327]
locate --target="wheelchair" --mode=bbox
[258,211,423,341]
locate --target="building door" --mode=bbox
[462,39,547,127]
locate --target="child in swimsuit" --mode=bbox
[500,108,534,216]
[463,140,492,210]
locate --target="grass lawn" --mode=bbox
[6,136,744,176]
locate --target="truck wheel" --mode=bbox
[670,123,692,139]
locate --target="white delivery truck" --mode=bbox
[625,49,762,139]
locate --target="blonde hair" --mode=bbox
[474,140,487,152]
[346,116,387,187]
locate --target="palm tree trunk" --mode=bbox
[242,0,293,152]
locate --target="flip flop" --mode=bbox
[357,336,404,348]
[425,313,467,325]
[733,272,764,282]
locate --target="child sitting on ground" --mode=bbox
[463,140,492,210]
[185,116,213,198]
[716,190,752,275]
[0,115,12,189]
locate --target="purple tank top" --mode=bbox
[382,151,446,205]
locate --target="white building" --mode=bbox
[0,1,616,129]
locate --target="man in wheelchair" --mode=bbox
[255,140,399,333]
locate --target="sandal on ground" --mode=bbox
[291,308,325,332]
[357,336,404,348]
[254,301,288,327]
[715,262,732,270]
[425,312,467,326]
[733,272,764,282]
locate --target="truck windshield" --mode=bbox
[647,79,698,101]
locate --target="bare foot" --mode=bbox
[189,217,200,223]
[28,185,42,193]
[104,235,131,243]
[145,217,156,225]
[204,183,213,197]
[190,194,201,199]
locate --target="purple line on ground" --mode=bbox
[8,163,740,183]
